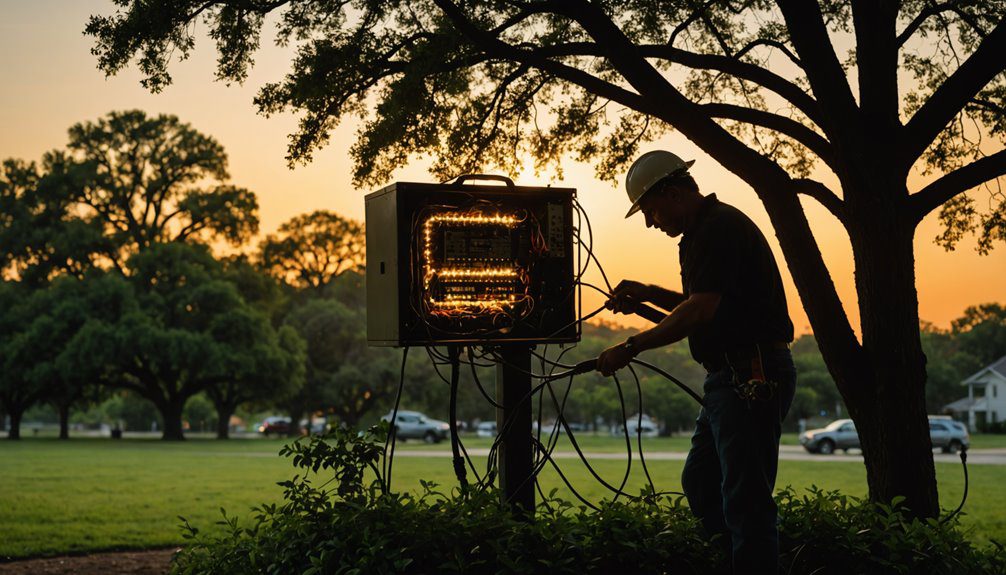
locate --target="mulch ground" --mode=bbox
[0,548,178,575]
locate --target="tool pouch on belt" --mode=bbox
[728,349,777,401]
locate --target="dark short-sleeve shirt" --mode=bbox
[679,194,794,364]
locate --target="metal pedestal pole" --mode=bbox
[495,345,534,516]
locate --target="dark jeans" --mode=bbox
[681,349,796,575]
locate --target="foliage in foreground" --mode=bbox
[172,426,1005,575]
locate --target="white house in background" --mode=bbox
[943,355,1006,432]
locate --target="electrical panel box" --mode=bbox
[365,178,579,346]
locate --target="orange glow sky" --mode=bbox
[2,1,1003,336]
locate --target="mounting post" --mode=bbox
[495,344,534,517]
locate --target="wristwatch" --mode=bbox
[623,336,640,357]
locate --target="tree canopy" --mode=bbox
[51,110,259,269]
[87,1,1005,249]
[66,242,301,440]
[259,210,365,291]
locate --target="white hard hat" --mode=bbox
[623,150,695,218]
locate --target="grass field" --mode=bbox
[1,435,1004,559]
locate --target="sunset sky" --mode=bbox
[2,1,1003,336]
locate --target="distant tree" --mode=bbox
[259,211,364,291]
[102,390,163,432]
[952,303,1006,367]
[49,110,258,270]
[282,293,398,432]
[0,159,108,284]
[65,243,296,440]
[221,254,290,323]
[644,376,699,434]
[789,386,822,421]
[916,304,1006,413]
[204,314,306,439]
[0,282,43,439]
[40,275,135,438]
[88,0,1006,516]
[791,335,844,417]
[920,322,971,414]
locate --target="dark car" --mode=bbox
[800,416,970,454]
[257,416,291,436]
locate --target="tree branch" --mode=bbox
[533,42,825,127]
[701,103,836,169]
[901,17,1006,170]
[430,2,657,117]
[792,178,846,223]
[897,2,959,47]
[776,0,860,149]
[734,38,802,68]
[909,148,1006,222]
[667,0,719,48]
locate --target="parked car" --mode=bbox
[617,414,659,438]
[476,421,497,438]
[800,416,970,454]
[800,419,858,454]
[257,416,290,436]
[257,416,327,436]
[929,416,970,453]
[381,410,449,443]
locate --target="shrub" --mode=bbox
[171,426,1004,574]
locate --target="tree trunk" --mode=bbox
[287,408,304,437]
[215,403,233,440]
[58,403,70,440]
[757,176,939,517]
[7,408,23,440]
[841,202,938,518]
[160,400,186,441]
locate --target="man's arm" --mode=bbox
[633,292,721,352]
[596,292,721,376]
[608,280,686,314]
[645,284,688,313]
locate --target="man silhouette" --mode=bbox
[597,150,797,574]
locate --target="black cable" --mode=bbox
[448,345,469,495]
[467,345,504,409]
[383,347,409,494]
[533,373,639,502]
[572,199,612,293]
[610,372,634,503]
[580,281,614,299]
[529,351,705,408]
[941,446,969,525]
[529,436,601,511]
[522,349,577,497]
[628,364,657,494]
[480,357,599,489]
[630,358,705,407]
[546,304,606,339]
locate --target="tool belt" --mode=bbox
[702,342,789,401]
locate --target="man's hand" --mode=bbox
[606,280,650,314]
[596,342,635,377]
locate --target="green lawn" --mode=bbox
[0,436,1003,559]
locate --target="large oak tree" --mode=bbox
[52,109,259,271]
[88,1,1006,516]
[67,242,302,440]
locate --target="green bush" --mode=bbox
[171,426,1004,575]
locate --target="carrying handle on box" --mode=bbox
[450,174,516,188]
